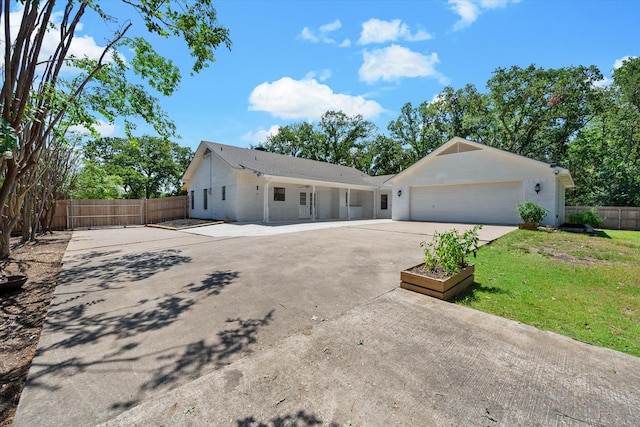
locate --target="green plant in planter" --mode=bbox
[420,225,482,276]
[517,201,548,224]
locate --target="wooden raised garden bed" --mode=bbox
[400,264,474,301]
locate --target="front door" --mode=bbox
[299,191,313,219]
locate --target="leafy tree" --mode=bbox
[317,111,377,167]
[0,0,230,257]
[567,58,640,206]
[257,111,378,173]
[432,84,496,145]
[486,64,602,163]
[367,135,408,175]
[387,101,442,164]
[71,161,124,200]
[387,86,494,167]
[260,122,319,159]
[82,136,194,199]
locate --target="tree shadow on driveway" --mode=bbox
[24,264,272,423]
[237,410,340,427]
[109,309,276,412]
[58,248,192,289]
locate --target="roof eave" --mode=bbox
[261,174,379,190]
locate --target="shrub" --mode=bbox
[517,201,548,224]
[420,225,482,276]
[567,208,604,228]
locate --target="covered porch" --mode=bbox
[260,178,391,223]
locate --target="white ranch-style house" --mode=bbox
[183,137,574,227]
[182,141,393,223]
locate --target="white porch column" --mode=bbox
[347,188,351,220]
[263,181,270,223]
[312,185,316,221]
[373,189,377,219]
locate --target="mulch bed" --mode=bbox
[0,232,71,427]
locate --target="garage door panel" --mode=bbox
[410,182,522,225]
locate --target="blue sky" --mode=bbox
[15,0,640,151]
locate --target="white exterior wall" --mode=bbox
[316,188,334,220]
[188,153,237,220]
[267,183,304,221]
[236,170,265,222]
[392,149,563,226]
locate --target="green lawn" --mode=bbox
[455,229,640,357]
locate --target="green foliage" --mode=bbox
[0,0,231,257]
[81,136,193,199]
[257,111,379,174]
[456,230,640,357]
[565,57,640,207]
[0,117,17,152]
[487,64,602,162]
[72,161,123,199]
[420,225,482,276]
[567,208,604,228]
[517,201,548,224]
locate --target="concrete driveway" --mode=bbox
[14,221,640,426]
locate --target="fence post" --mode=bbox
[619,208,622,230]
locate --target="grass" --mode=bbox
[454,229,640,358]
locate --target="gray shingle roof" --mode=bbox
[203,141,392,188]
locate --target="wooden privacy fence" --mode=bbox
[50,196,189,230]
[565,206,640,231]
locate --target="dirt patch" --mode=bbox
[0,232,71,427]
[405,263,469,280]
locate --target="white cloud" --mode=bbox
[358,19,432,45]
[595,56,637,88]
[449,0,480,30]
[300,27,319,43]
[614,55,636,69]
[248,77,384,121]
[320,20,341,33]
[304,69,332,82]
[242,125,281,144]
[406,29,433,42]
[339,39,351,48]
[68,121,116,137]
[359,45,447,84]
[299,19,344,45]
[449,0,520,31]
[593,76,612,88]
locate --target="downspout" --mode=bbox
[347,188,351,220]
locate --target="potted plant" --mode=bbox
[0,274,28,293]
[517,201,547,229]
[400,225,482,300]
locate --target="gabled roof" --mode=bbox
[387,137,574,187]
[183,141,392,189]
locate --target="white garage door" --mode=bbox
[409,181,523,224]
